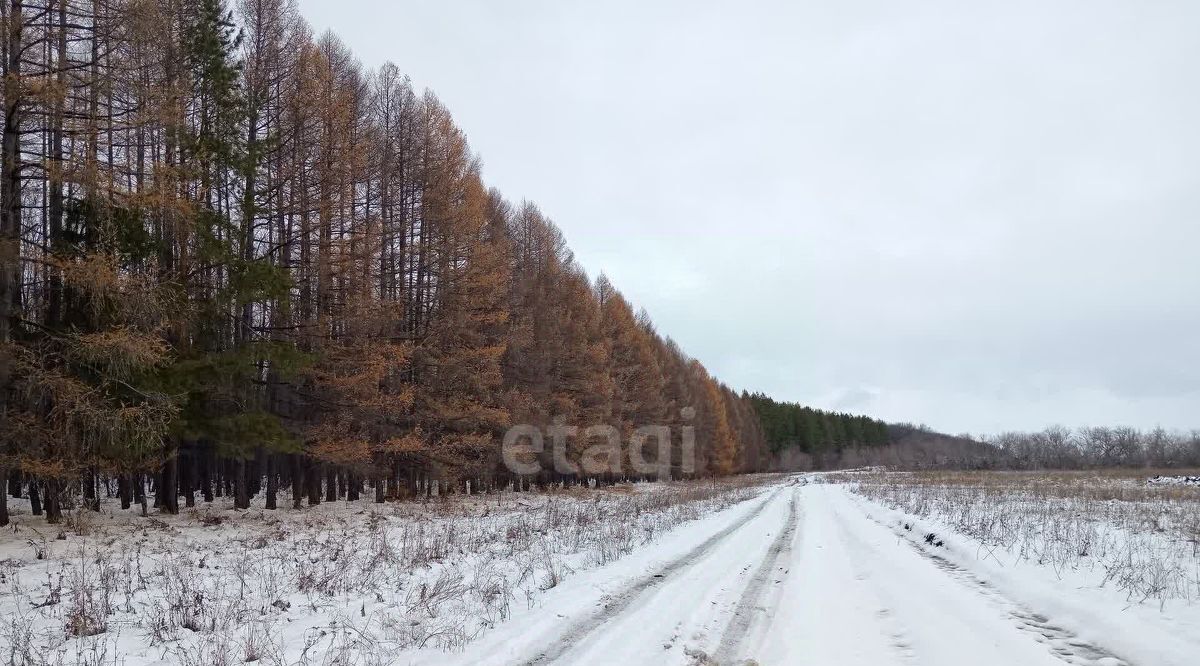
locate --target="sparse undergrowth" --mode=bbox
[840,470,1200,608]
[0,477,770,665]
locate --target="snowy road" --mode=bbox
[437,479,1181,666]
[757,485,1128,666]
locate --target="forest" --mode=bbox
[745,392,1200,472]
[745,393,891,455]
[0,0,812,527]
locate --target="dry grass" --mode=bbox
[0,476,770,665]
[841,470,1200,608]
[832,469,1200,502]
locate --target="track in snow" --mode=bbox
[710,490,799,664]
[808,487,1130,666]
[519,487,789,665]
[470,481,1140,666]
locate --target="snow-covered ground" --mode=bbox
[448,478,1200,666]
[0,479,765,665]
[837,480,1200,666]
[4,472,1198,664]
[1148,475,1200,487]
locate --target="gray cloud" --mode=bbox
[300,0,1200,434]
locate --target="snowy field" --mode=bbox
[0,479,767,665]
[3,471,1199,665]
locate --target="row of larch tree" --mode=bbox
[0,0,772,525]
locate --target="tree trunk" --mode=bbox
[0,1,25,530]
[137,475,148,517]
[161,456,179,514]
[45,0,65,331]
[44,479,62,524]
[83,469,99,511]
[182,452,195,508]
[235,458,249,509]
[291,454,303,509]
[133,475,145,510]
[264,456,277,510]
[201,452,214,502]
[118,475,131,510]
[29,480,42,516]
[307,460,322,506]
[0,467,7,526]
[251,447,265,497]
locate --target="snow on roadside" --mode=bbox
[0,479,769,665]
[838,479,1200,666]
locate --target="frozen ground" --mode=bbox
[446,478,1199,666]
[0,479,765,665]
[1148,475,1200,487]
[3,473,1198,665]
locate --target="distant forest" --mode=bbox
[747,392,1200,472]
[745,393,891,454]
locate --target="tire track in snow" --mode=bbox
[916,545,1129,665]
[846,494,1131,666]
[518,488,783,666]
[711,489,799,665]
[826,502,924,663]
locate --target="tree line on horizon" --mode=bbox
[744,393,891,462]
[744,391,1200,472]
[984,426,1200,470]
[803,424,1200,472]
[0,0,796,526]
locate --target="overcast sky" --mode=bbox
[298,0,1199,435]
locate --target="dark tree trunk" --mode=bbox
[182,453,195,508]
[325,467,337,503]
[161,456,179,514]
[133,474,145,507]
[201,452,214,502]
[0,6,25,517]
[307,461,322,506]
[137,475,148,516]
[251,447,264,497]
[291,454,303,509]
[235,459,249,509]
[29,480,42,516]
[118,475,131,510]
[44,479,62,524]
[265,456,277,510]
[153,468,163,508]
[389,461,401,499]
